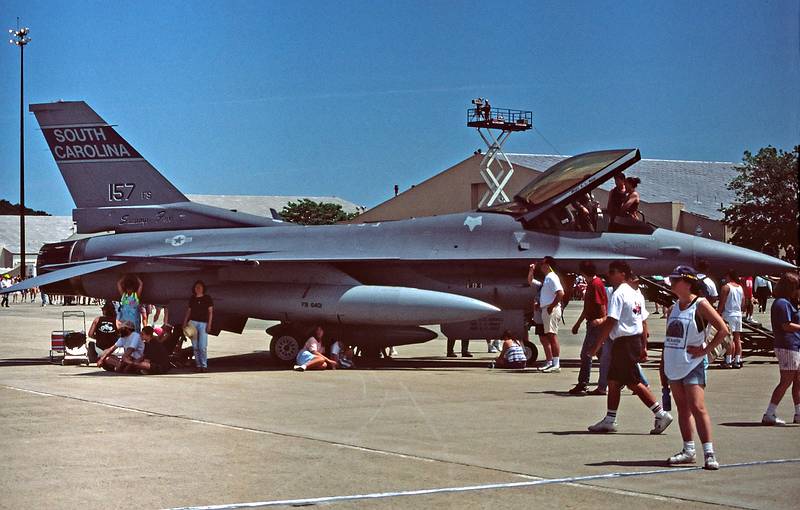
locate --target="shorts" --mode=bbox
[296,350,316,366]
[608,335,644,386]
[775,348,800,371]
[669,359,707,386]
[724,315,742,333]
[542,305,562,335]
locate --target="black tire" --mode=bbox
[269,334,300,365]
[522,340,538,365]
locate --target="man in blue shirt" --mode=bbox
[762,273,800,425]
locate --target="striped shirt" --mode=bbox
[505,342,527,363]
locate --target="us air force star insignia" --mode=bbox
[464,216,483,232]
[166,234,193,247]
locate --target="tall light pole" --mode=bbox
[9,22,30,278]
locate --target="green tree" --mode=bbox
[720,146,798,261]
[280,199,359,225]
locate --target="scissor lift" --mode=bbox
[467,100,532,207]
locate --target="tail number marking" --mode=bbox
[108,183,136,202]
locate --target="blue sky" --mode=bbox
[1,0,798,216]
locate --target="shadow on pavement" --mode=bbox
[585,459,672,467]
[539,430,652,436]
[0,357,53,367]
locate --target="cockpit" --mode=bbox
[480,149,655,234]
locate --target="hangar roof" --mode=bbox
[507,154,738,220]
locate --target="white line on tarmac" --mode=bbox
[164,458,800,510]
[4,385,795,508]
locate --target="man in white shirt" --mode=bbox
[696,260,718,306]
[537,256,564,372]
[587,261,673,434]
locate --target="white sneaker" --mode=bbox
[537,363,553,371]
[488,347,499,353]
[293,365,306,372]
[650,412,674,435]
[704,453,720,470]
[668,449,696,465]
[541,365,561,373]
[761,413,785,426]
[588,419,618,433]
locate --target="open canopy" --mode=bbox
[481,149,641,223]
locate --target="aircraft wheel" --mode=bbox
[270,335,300,365]
[522,340,538,365]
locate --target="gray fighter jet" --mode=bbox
[3,101,793,363]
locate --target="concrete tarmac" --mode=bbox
[0,300,798,509]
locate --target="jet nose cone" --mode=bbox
[691,236,796,274]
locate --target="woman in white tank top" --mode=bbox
[663,265,729,470]
[718,271,745,368]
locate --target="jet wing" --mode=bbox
[482,149,641,223]
[0,260,126,294]
[108,253,402,267]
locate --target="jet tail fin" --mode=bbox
[29,101,284,233]
[29,101,188,208]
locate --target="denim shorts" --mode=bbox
[670,359,708,386]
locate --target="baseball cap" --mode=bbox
[669,265,699,280]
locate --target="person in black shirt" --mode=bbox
[133,326,171,375]
[606,173,628,231]
[183,280,214,372]
[87,302,118,364]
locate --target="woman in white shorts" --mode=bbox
[663,266,729,470]
[718,270,744,369]
[762,272,800,425]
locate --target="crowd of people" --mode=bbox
[522,255,799,470]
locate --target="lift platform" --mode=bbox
[468,101,533,208]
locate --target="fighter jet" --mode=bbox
[3,101,793,363]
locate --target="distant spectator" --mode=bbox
[136,326,171,375]
[569,261,608,395]
[490,330,528,369]
[696,260,719,307]
[754,275,773,313]
[620,177,642,221]
[330,338,355,369]
[762,272,800,426]
[97,320,144,373]
[606,173,628,229]
[0,274,11,307]
[183,280,213,373]
[116,275,143,331]
[294,326,337,371]
[537,257,564,372]
[87,302,118,364]
[718,270,744,369]
[742,275,755,321]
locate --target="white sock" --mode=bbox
[702,442,714,455]
[544,359,553,366]
[605,409,617,422]
[725,355,732,364]
[650,402,666,418]
[735,355,742,363]
[683,440,696,453]
[766,402,778,416]
[552,356,560,367]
